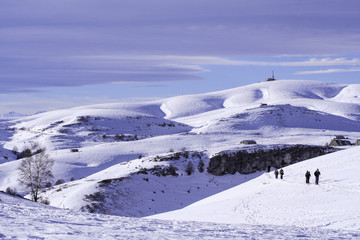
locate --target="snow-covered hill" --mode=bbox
[35,150,263,217]
[0,79,360,233]
[149,147,360,231]
[4,80,360,151]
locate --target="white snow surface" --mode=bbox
[1,191,360,239]
[1,80,360,238]
[149,147,360,231]
[2,147,360,238]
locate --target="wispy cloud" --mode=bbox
[82,55,360,67]
[295,67,360,75]
[132,84,167,88]
[1,54,360,93]
[0,55,207,93]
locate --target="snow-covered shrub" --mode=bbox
[55,179,65,185]
[40,198,50,205]
[186,161,194,175]
[138,165,178,177]
[16,148,32,159]
[5,187,18,196]
[114,134,124,141]
[82,192,106,213]
[197,159,205,173]
[77,116,90,122]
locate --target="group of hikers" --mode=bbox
[269,166,321,185]
[273,168,284,179]
[305,169,321,185]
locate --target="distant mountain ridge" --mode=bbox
[0,111,27,118]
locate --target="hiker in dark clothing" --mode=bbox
[267,166,271,172]
[274,169,279,179]
[305,171,311,184]
[314,169,321,185]
[279,169,284,179]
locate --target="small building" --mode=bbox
[260,103,268,107]
[334,135,346,140]
[241,140,257,145]
[356,139,360,146]
[70,148,79,152]
[329,138,352,147]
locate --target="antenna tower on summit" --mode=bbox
[266,71,276,81]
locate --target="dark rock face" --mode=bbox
[208,145,336,175]
[137,165,179,177]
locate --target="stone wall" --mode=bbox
[208,145,336,175]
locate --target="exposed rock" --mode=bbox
[137,165,179,177]
[208,145,336,175]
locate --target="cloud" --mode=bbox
[132,85,167,88]
[1,0,360,93]
[1,54,360,93]
[295,68,360,75]
[76,55,360,67]
[0,55,208,93]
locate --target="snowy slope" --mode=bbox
[0,79,360,224]
[0,120,16,165]
[4,80,360,151]
[2,192,360,239]
[193,104,360,134]
[2,80,359,153]
[149,147,360,231]
[36,151,263,217]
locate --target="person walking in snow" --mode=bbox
[274,169,279,179]
[279,169,284,179]
[305,170,311,184]
[314,169,321,185]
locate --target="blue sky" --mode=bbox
[1,0,360,114]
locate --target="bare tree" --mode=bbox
[18,145,54,202]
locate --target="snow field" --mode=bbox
[0,80,360,238]
[149,147,360,231]
[1,192,360,239]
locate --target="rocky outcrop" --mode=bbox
[208,145,336,175]
[137,165,179,177]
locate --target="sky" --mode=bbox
[1,0,360,114]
